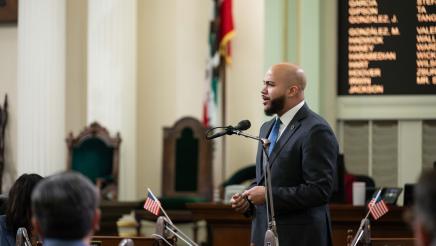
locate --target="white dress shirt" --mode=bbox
[276,100,305,140]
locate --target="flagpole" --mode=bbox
[220,58,227,185]
[147,188,174,225]
[147,188,198,246]
[364,188,383,220]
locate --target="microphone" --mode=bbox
[206,120,251,140]
[235,120,251,131]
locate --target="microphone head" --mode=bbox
[235,120,251,131]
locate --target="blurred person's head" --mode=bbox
[413,170,436,246]
[5,173,43,237]
[31,171,100,243]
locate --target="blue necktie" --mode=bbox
[268,118,281,155]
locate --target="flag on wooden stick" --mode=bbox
[143,191,160,216]
[367,192,389,220]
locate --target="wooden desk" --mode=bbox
[371,238,415,246]
[331,204,413,245]
[98,201,143,235]
[187,203,413,246]
[135,209,194,223]
[187,203,250,246]
[91,236,174,246]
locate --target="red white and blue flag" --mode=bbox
[143,192,160,216]
[368,195,389,220]
[202,0,235,128]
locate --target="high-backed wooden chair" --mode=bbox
[66,122,121,200]
[160,117,213,209]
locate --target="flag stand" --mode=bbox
[147,189,198,246]
[350,189,387,246]
[147,188,173,225]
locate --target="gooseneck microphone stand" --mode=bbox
[148,189,198,246]
[233,130,279,246]
[16,227,32,246]
[350,188,383,246]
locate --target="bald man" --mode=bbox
[230,63,338,246]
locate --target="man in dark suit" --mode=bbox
[230,63,338,246]
[412,170,436,246]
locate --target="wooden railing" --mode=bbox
[91,236,175,246]
[371,238,415,246]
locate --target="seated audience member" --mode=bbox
[413,170,436,246]
[0,173,43,246]
[31,171,100,246]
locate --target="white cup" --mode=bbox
[352,181,366,206]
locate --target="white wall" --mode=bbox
[137,0,265,197]
[0,25,17,192]
[225,0,265,178]
[66,0,87,135]
[137,0,208,197]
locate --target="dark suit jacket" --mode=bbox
[250,104,338,246]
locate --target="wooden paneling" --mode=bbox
[187,203,414,246]
[371,238,415,246]
[99,202,414,245]
[91,236,174,246]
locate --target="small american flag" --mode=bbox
[144,192,160,216]
[368,196,389,220]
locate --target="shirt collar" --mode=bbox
[277,100,305,129]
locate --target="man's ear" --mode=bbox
[414,220,431,246]
[288,85,298,98]
[92,208,101,233]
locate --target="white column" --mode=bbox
[299,0,321,113]
[397,120,422,205]
[87,0,137,200]
[17,0,66,176]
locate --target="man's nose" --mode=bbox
[261,85,267,94]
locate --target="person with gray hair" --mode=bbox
[31,171,101,246]
[413,170,436,246]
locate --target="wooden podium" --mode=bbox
[187,203,251,246]
[188,203,413,246]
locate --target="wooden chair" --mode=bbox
[66,122,121,200]
[160,117,213,209]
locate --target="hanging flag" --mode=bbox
[219,0,235,64]
[203,0,235,127]
[203,0,221,128]
[368,195,389,220]
[143,192,160,216]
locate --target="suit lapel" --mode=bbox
[258,104,310,184]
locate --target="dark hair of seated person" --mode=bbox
[5,173,44,237]
[31,171,100,240]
